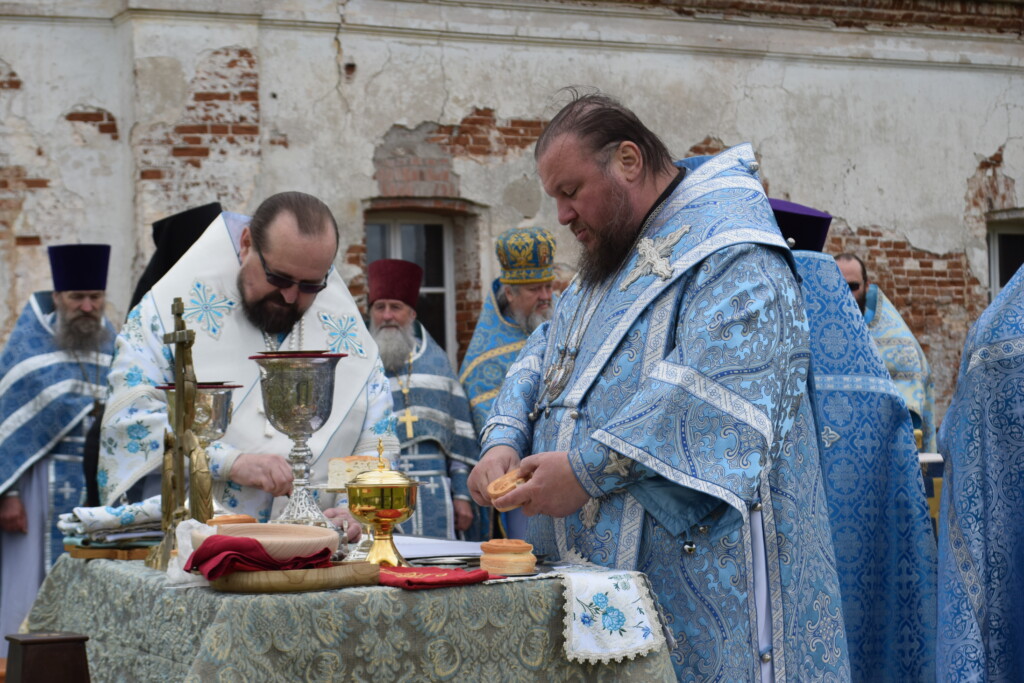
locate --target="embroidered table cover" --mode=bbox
[28,556,675,681]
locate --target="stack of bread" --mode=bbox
[479,538,536,575]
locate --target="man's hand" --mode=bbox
[468,445,521,507]
[324,506,363,543]
[0,496,27,533]
[453,499,473,532]
[229,454,294,497]
[492,451,590,518]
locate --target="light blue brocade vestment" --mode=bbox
[389,322,484,540]
[796,252,937,683]
[482,146,850,681]
[863,284,937,452]
[937,263,1024,683]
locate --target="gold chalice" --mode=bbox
[346,444,418,567]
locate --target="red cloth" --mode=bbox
[185,535,333,580]
[379,566,496,590]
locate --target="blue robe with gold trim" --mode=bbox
[483,146,849,680]
[459,280,529,435]
[937,263,1024,682]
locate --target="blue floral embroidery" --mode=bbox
[602,607,626,633]
[576,594,628,636]
[126,423,149,440]
[373,416,397,436]
[183,280,236,339]
[318,312,367,358]
[124,365,146,388]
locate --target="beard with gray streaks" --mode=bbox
[55,310,110,353]
[371,320,416,374]
[509,307,551,335]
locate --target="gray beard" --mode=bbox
[55,313,109,353]
[509,307,552,335]
[372,323,416,374]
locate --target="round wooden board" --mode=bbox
[210,561,380,593]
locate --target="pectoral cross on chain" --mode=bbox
[397,405,417,438]
[620,225,691,291]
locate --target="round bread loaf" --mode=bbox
[486,468,528,512]
[480,538,536,575]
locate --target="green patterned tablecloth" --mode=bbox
[28,556,675,681]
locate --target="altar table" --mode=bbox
[28,556,675,681]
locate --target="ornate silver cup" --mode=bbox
[249,352,344,527]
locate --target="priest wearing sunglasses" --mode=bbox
[99,192,396,534]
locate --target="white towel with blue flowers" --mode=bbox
[560,567,667,664]
[57,495,163,538]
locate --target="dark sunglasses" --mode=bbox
[847,281,862,292]
[256,247,328,294]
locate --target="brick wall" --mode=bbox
[614,0,1024,33]
[370,109,546,361]
[135,46,259,272]
[825,228,986,413]
[66,107,119,140]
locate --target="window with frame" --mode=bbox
[365,215,456,365]
[987,209,1024,299]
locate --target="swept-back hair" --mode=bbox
[835,252,868,281]
[249,191,339,255]
[535,89,674,180]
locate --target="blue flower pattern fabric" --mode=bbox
[183,280,236,340]
[796,251,937,682]
[937,263,1024,683]
[319,312,367,358]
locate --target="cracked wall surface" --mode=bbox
[1,0,1022,419]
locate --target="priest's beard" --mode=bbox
[509,307,551,335]
[372,321,416,374]
[575,177,643,285]
[55,311,109,353]
[238,272,305,335]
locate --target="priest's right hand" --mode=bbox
[468,445,520,507]
[0,495,27,533]
[229,454,294,497]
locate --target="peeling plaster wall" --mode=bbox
[0,0,1021,418]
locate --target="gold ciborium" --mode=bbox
[346,443,418,567]
[249,351,345,528]
[158,382,240,524]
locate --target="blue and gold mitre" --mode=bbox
[495,226,556,285]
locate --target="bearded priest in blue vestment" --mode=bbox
[0,244,115,657]
[367,259,483,540]
[469,93,850,681]
[937,262,1024,682]
[773,199,937,683]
